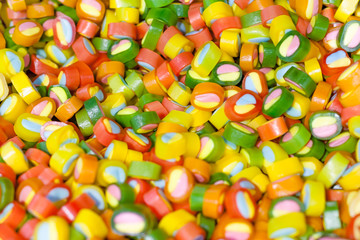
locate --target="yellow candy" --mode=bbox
[115,7,139,24]
[155,132,186,159]
[14,113,50,142]
[231,166,269,192]
[251,172,270,193]
[266,157,304,182]
[182,132,201,158]
[269,15,296,45]
[0,93,27,124]
[317,152,349,188]
[104,140,128,162]
[159,210,196,236]
[0,73,8,101]
[356,139,360,162]
[268,212,307,238]
[96,159,128,187]
[347,190,360,218]
[275,0,295,12]
[219,50,235,63]
[0,49,24,81]
[33,216,70,240]
[192,41,222,77]
[185,106,212,128]
[284,91,311,120]
[73,209,108,239]
[65,176,83,193]
[101,92,126,119]
[202,1,233,27]
[46,125,80,155]
[100,10,117,38]
[220,30,241,57]
[110,0,140,8]
[241,25,270,44]
[124,149,143,165]
[62,55,78,67]
[44,40,74,65]
[301,180,326,217]
[334,0,359,23]
[299,157,324,180]
[209,103,229,130]
[214,153,248,182]
[232,3,247,17]
[223,137,240,156]
[162,110,193,129]
[305,58,323,83]
[10,71,41,104]
[0,141,29,174]
[260,141,289,169]
[234,166,261,181]
[338,162,360,190]
[349,116,360,138]
[49,143,84,179]
[247,115,267,130]
[164,34,194,60]
[107,73,135,102]
[167,81,192,106]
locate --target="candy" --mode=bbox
[283,67,317,97]
[73,209,108,238]
[128,161,161,181]
[224,187,257,220]
[0,93,27,124]
[106,183,135,209]
[111,204,156,236]
[224,122,259,148]
[164,166,194,203]
[338,20,360,52]
[279,123,312,154]
[301,180,326,217]
[191,41,221,77]
[276,30,311,62]
[258,117,288,141]
[262,86,294,118]
[326,131,358,152]
[268,212,307,238]
[225,89,262,121]
[143,187,172,219]
[96,159,127,186]
[0,0,360,239]
[310,110,343,140]
[130,111,160,134]
[317,152,350,188]
[49,142,84,179]
[53,16,76,50]
[73,153,98,184]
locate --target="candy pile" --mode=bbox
[0,0,360,239]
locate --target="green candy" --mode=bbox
[0,177,14,211]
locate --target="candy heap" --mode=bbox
[0,0,360,239]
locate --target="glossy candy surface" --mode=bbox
[0,0,360,239]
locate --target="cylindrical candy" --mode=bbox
[191,82,224,111]
[309,110,342,140]
[279,123,311,154]
[191,41,222,77]
[276,30,310,62]
[164,166,194,203]
[262,86,294,118]
[111,204,156,237]
[223,122,258,148]
[225,90,263,121]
